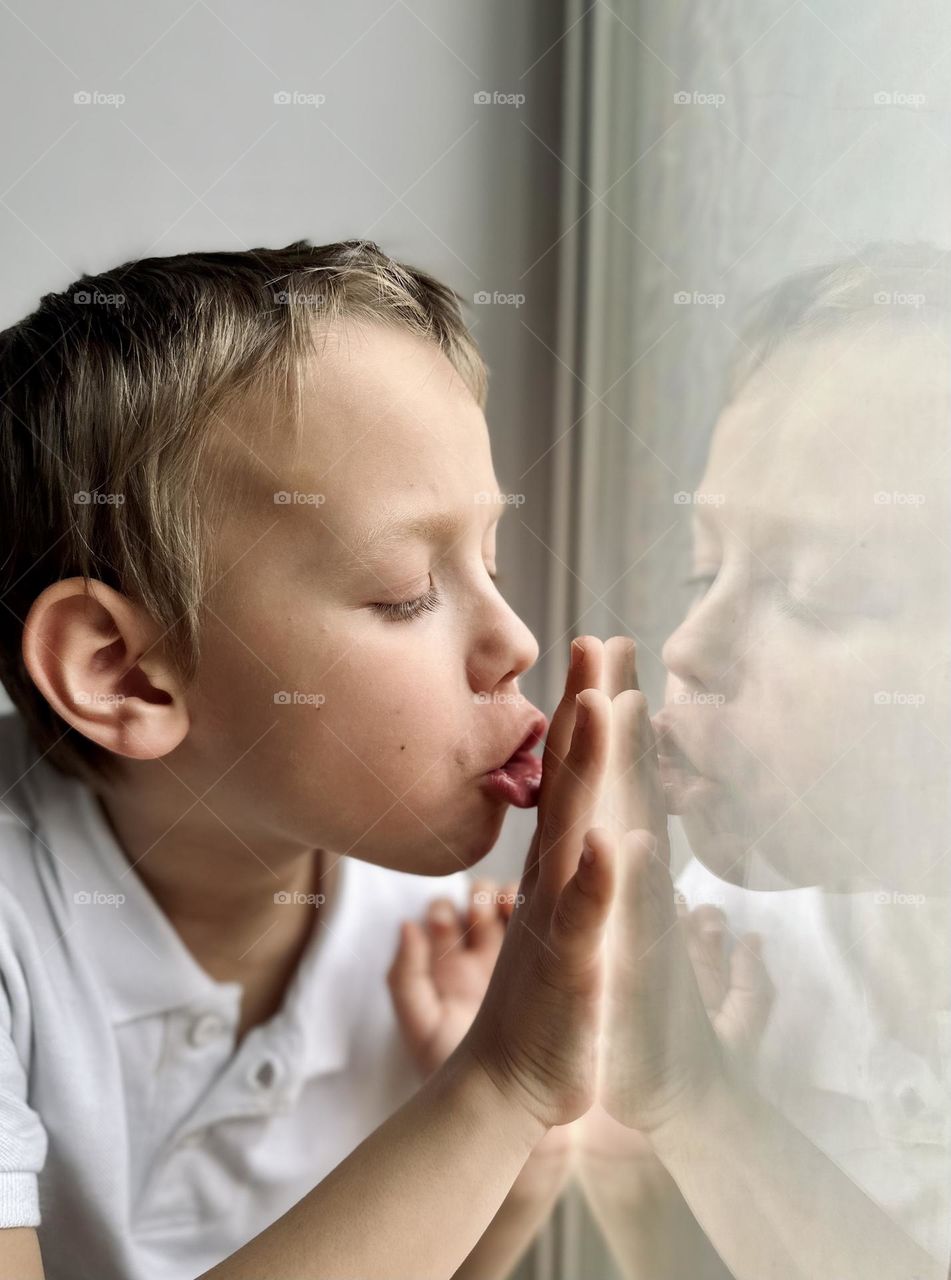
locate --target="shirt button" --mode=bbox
[247,1056,282,1091]
[187,1012,229,1048]
[897,1083,925,1118]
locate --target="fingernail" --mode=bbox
[580,834,595,865]
[575,694,590,729]
[625,639,638,687]
[570,638,583,674]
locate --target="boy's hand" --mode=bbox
[388,880,521,1078]
[457,637,622,1130]
[389,876,578,1194]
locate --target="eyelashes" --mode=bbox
[683,570,831,627]
[370,566,502,623]
[682,571,717,602]
[371,584,442,622]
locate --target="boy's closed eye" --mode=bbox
[370,567,504,623]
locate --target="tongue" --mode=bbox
[496,751,544,808]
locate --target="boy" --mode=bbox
[0,239,623,1279]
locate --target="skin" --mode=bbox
[384,637,770,1278]
[15,322,631,1278]
[658,323,951,896]
[15,316,947,1276]
[3,633,625,1280]
[21,322,545,1039]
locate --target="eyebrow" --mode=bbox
[695,500,859,542]
[343,497,508,560]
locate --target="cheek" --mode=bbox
[279,627,462,764]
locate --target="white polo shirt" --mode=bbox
[0,712,472,1279]
[676,856,951,1266]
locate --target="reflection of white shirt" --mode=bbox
[0,712,471,1279]
[676,856,951,1265]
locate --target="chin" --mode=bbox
[682,806,837,891]
[383,818,507,877]
[683,825,755,886]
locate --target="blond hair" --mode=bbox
[728,240,951,396]
[0,239,487,783]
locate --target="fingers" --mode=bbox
[683,905,730,1012]
[535,636,604,814]
[715,931,775,1054]
[386,921,440,1044]
[610,828,680,959]
[529,687,613,898]
[607,689,670,862]
[426,897,463,955]
[467,881,504,951]
[497,880,521,924]
[602,636,638,698]
[547,826,617,970]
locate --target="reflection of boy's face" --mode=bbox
[657,325,950,891]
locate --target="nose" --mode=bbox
[661,588,740,695]
[467,594,540,698]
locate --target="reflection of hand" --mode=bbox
[577,894,772,1280]
[579,905,773,1162]
[596,642,771,1134]
[683,901,773,1061]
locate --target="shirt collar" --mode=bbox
[15,719,362,1077]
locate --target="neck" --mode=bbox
[93,775,339,1038]
[825,890,951,1058]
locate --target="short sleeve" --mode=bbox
[0,988,48,1227]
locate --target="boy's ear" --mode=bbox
[21,577,190,761]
